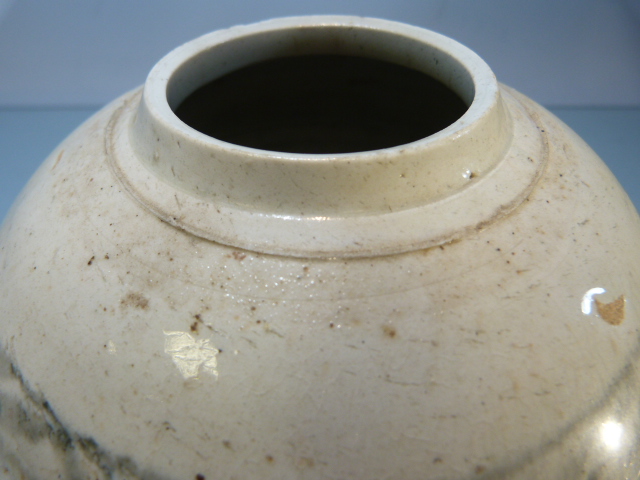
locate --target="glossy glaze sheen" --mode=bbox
[1,17,640,480]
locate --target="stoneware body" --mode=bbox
[1,16,639,480]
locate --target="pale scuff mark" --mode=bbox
[164,330,219,379]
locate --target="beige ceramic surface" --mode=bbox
[1,16,640,480]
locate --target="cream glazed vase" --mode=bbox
[1,16,640,480]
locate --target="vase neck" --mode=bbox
[131,16,511,216]
[108,17,545,257]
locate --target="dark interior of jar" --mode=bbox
[174,54,469,154]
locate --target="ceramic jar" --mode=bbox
[1,16,639,480]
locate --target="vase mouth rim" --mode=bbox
[109,16,546,257]
[144,15,497,160]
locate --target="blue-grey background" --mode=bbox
[1,0,639,222]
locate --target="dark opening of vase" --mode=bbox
[174,55,468,154]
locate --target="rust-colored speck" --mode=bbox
[191,314,206,333]
[87,256,95,266]
[596,295,626,326]
[265,455,275,463]
[195,475,205,480]
[433,457,443,464]
[475,465,486,474]
[382,325,397,338]
[222,440,232,450]
[52,150,64,170]
[163,421,176,431]
[120,292,149,310]
[231,251,246,261]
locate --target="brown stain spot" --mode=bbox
[436,238,462,252]
[121,292,149,310]
[222,440,233,450]
[231,251,246,261]
[195,475,205,480]
[610,338,619,354]
[382,325,397,338]
[596,295,625,326]
[104,254,110,260]
[87,255,95,266]
[511,378,520,393]
[191,313,209,333]
[265,455,275,463]
[475,465,486,474]
[162,421,176,431]
[298,457,315,468]
[433,457,443,464]
[52,150,64,170]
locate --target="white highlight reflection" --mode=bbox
[164,331,219,379]
[601,421,623,451]
[581,287,606,314]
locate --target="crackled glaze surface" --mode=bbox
[1,16,640,480]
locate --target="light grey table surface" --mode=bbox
[1,107,639,225]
